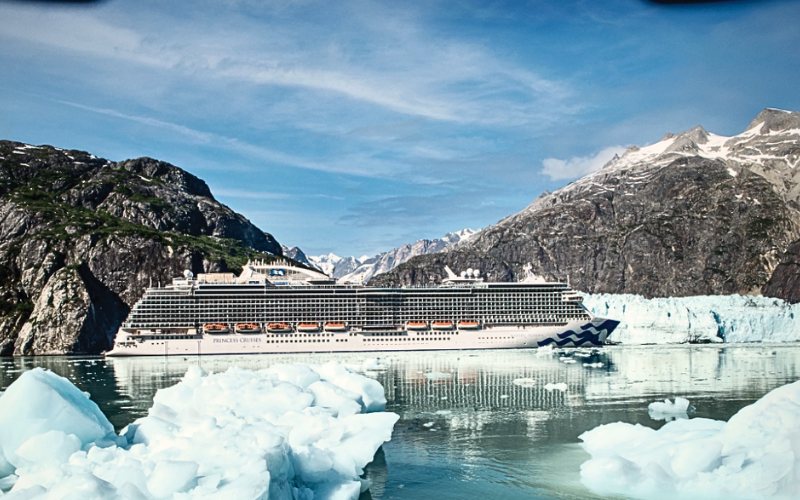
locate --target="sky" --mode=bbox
[1,0,799,257]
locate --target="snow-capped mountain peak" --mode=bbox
[305,228,478,283]
[585,109,800,204]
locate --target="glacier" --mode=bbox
[0,364,398,499]
[579,380,800,499]
[583,294,800,344]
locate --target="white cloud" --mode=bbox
[56,99,403,179]
[541,146,626,180]
[0,1,576,127]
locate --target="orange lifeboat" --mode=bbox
[406,321,429,331]
[297,322,321,333]
[458,320,481,330]
[234,322,261,334]
[203,323,230,334]
[324,322,347,332]
[431,321,454,330]
[267,322,293,333]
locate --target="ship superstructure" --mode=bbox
[106,260,618,356]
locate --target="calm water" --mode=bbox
[2,344,800,499]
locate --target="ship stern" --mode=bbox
[537,317,620,348]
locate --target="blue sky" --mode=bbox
[1,0,798,257]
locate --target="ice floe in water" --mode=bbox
[0,364,398,499]
[580,380,800,499]
[648,397,692,421]
[512,378,537,388]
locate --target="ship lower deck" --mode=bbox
[105,318,619,357]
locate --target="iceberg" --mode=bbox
[579,380,800,498]
[584,294,800,344]
[0,368,116,474]
[0,364,399,499]
[648,397,692,421]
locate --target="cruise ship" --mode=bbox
[105,260,619,357]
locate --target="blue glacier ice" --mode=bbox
[584,294,800,344]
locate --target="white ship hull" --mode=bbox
[106,318,618,357]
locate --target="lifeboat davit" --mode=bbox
[297,322,321,333]
[203,323,230,334]
[234,322,261,334]
[431,321,454,330]
[406,321,429,331]
[457,320,480,330]
[267,322,293,333]
[324,322,347,332]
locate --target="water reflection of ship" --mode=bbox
[378,350,613,412]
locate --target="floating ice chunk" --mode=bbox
[0,365,398,500]
[583,362,604,368]
[422,422,434,428]
[14,431,81,467]
[0,368,114,470]
[580,380,800,498]
[512,378,537,387]
[544,383,568,392]
[561,358,577,364]
[361,358,388,372]
[308,381,363,417]
[314,480,362,500]
[267,363,320,389]
[315,362,387,412]
[536,344,556,357]
[146,460,198,497]
[648,397,692,421]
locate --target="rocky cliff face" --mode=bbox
[281,245,314,268]
[372,109,800,301]
[0,141,286,355]
[763,238,800,303]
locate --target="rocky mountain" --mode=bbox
[281,245,314,268]
[307,253,365,280]
[309,228,476,283]
[373,109,800,302]
[0,140,288,355]
[763,238,800,303]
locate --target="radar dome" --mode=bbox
[460,271,467,278]
[183,270,194,279]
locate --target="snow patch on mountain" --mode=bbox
[573,108,800,203]
[307,253,365,279]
